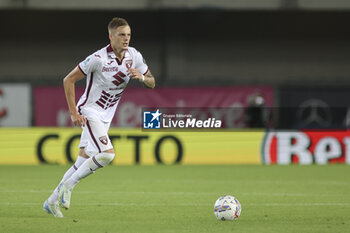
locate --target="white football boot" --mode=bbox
[43,200,64,218]
[58,183,72,209]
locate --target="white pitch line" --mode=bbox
[245,203,350,207]
[4,179,349,186]
[0,202,349,207]
[151,180,350,186]
[0,190,348,198]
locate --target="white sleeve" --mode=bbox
[78,53,101,75]
[134,51,149,75]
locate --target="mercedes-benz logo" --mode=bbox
[297,99,332,127]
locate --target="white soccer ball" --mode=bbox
[214,195,241,221]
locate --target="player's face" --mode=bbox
[109,25,131,52]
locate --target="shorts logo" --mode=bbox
[143,109,162,129]
[99,136,108,145]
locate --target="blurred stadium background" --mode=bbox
[1,1,350,233]
[1,0,350,165]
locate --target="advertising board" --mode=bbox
[34,86,273,127]
[262,130,350,164]
[0,128,262,165]
[0,84,31,126]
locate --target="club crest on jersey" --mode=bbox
[125,59,133,69]
[99,136,108,145]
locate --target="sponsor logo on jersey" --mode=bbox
[102,66,118,72]
[83,57,91,66]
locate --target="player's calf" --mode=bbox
[58,151,115,209]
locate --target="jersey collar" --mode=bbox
[106,44,130,65]
[106,44,116,59]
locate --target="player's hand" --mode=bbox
[71,113,87,127]
[127,68,143,81]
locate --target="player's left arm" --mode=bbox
[128,69,155,89]
[142,70,155,89]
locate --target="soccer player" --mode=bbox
[43,17,155,218]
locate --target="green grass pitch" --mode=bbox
[0,164,349,233]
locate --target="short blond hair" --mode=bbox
[108,17,129,34]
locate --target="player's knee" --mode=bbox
[96,152,115,166]
[79,148,90,158]
[104,148,114,154]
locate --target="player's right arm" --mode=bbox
[63,66,87,126]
